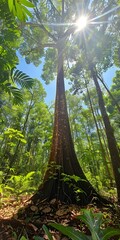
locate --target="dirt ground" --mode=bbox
[0,195,120,240]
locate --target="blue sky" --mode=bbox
[18,53,117,105]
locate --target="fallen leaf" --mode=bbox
[56,209,69,216]
[42,207,52,213]
[50,199,57,205]
[28,223,38,232]
[30,206,38,212]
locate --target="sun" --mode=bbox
[75,16,88,31]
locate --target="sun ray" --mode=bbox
[90,5,120,22]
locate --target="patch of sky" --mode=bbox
[17,52,117,105]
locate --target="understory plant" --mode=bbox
[0,171,37,202]
[12,209,120,240]
[48,209,120,240]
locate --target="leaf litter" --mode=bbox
[0,195,120,239]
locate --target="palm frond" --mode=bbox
[4,83,23,104]
[11,69,34,89]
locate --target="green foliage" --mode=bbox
[1,68,34,104]
[0,80,52,193]
[7,0,34,21]
[114,43,120,67]
[42,225,53,240]
[33,236,44,240]
[0,1,34,104]
[42,49,57,84]
[19,236,28,240]
[0,171,36,199]
[12,69,34,89]
[0,127,26,163]
[0,0,21,79]
[49,209,120,240]
[106,70,120,143]
[4,128,26,144]
[51,223,89,240]
[62,173,87,202]
[62,173,86,183]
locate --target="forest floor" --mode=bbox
[0,195,120,240]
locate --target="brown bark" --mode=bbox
[85,83,112,183]
[31,46,110,205]
[90,65,120,202]
[97,74,120,113]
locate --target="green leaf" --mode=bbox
[8,0,13,11]
[22,5,33,18]
[49,223,90,240]
[77,209,103,234]
[10,87,23,103]
[33,236,44,240]
[42,225,53,240]
[12,69,34,89]
[20,0,34,8]
[102,227,120,240]
[20,236,27,240]
[15,1,26,21]
[25,171,35,180]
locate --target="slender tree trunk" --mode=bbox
[95,108,114,177]
[97,74,120,113]
[86,83,112,183]
[95,108,112,163]
[90,65,120,202]
[31,46,110,205]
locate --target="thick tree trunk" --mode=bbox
[31,46,109,205]
[90,65,120,202]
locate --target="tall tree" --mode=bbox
[19,0,113,205]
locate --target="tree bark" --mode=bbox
[31,46,110,205]
[90,65,120,202]
[97,74,120,113]
[85,83,112,184]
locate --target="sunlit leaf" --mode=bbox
[8,0,13,11]
[22,5,33,18]
[49,223,90,240]
[20,0,34,8]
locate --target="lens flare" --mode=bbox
[76,16,88,31]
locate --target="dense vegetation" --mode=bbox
[0,0,120,239]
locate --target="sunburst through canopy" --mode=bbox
[75,16,88,31]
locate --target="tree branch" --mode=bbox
[22,43,57,55]
[48,0,62,17]
[34,8,58,42]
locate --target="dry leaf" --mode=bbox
[50,198,57,205]
[42,207,52,213]
[30,206,38,212]
[28,223,38,232]
[56,209,68,216]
